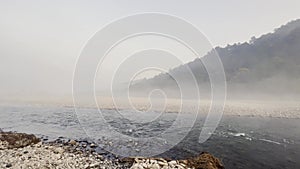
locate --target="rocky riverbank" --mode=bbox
[0,131,224,169]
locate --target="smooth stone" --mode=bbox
[90,162,100,167]
[168,160,177,167]
[53,147,64,154]
[130,164,143,169]
[151,163,160,169]
[90,143,97,148]
[69,140,77,146]
[158,161,168,166]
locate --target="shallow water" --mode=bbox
[0,105,299,168]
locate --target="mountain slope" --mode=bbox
[131,19,300,98]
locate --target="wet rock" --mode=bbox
[0,132,40,149]
[187,152,224,169]
[5,163,12,168]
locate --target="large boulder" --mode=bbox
[0,132,40,149]
[187,152,224,169]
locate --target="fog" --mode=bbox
[0,1,300,105]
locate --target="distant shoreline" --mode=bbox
[1,98,299,119]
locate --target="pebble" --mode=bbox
[131,157,192,169]
[151,163,160,169]
[90,162,100,167]
[69,140,77,146]
[129,158,192,169]
[5,163,12,168]
[90,143,97,148]
[0,132,220,169]
[158,161,168,166]
[53,147,64,154]
[0,140,124,169]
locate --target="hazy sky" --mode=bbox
[0,0,299,101]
